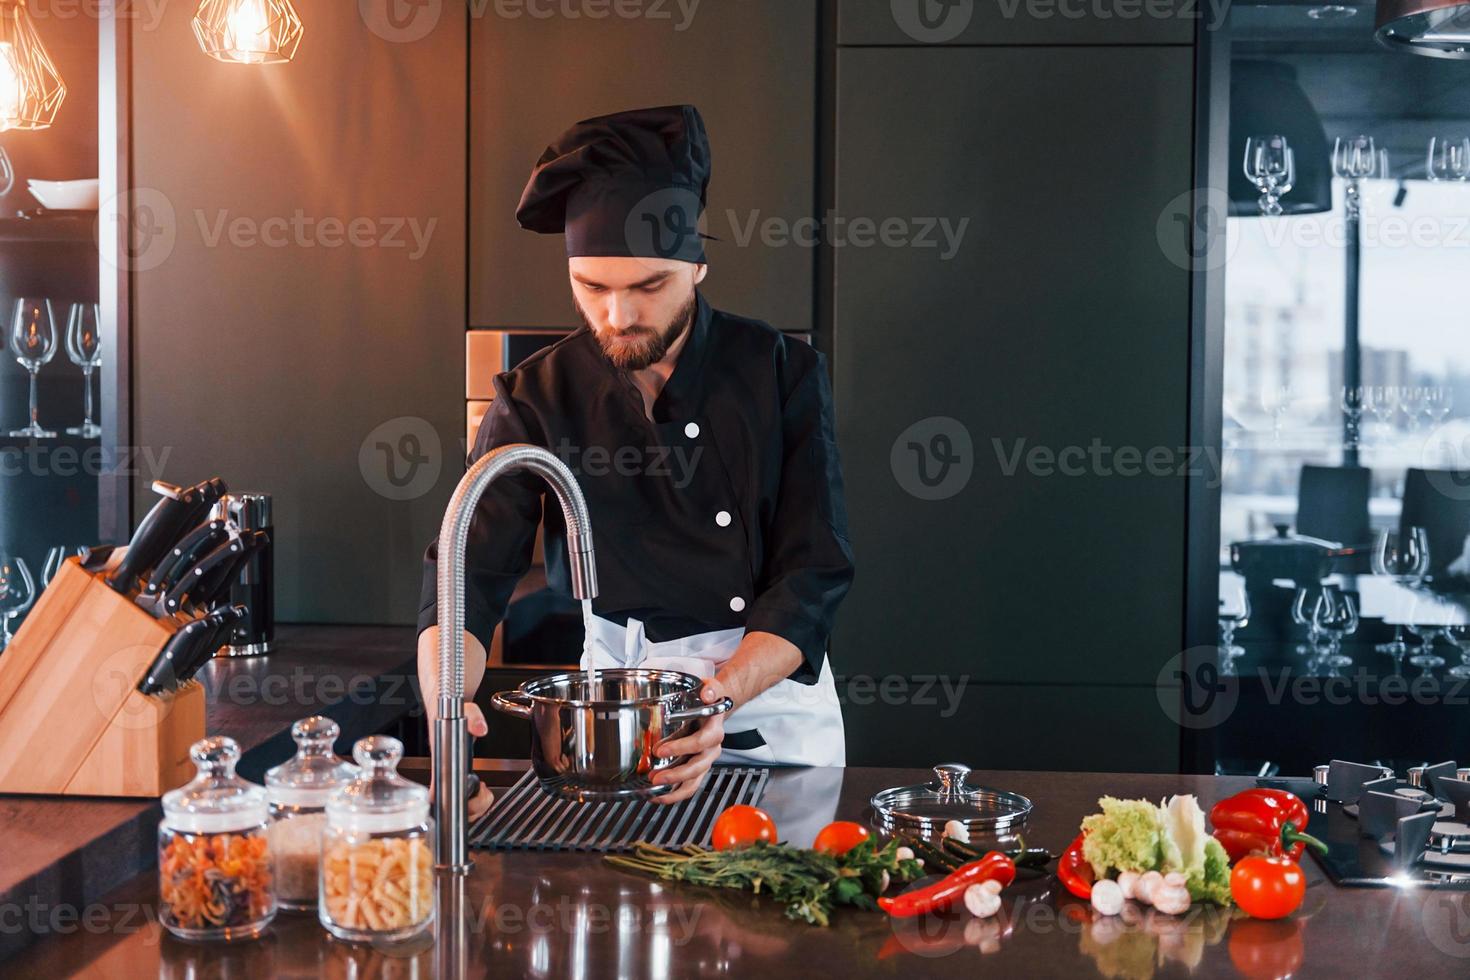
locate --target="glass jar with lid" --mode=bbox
[320,736,435,943]
[159,736,276,941]
[264,716,359,911]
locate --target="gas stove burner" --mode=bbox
[1256,758,1470,889]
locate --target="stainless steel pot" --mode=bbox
[490,668,733,802]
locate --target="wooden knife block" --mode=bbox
[0,557,205,797]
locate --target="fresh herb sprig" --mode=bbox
[606,837,924,926]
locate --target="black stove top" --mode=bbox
[1257,761,1470,889]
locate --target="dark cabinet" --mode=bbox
[831,46,1195,769]
[838,0,1197,45]
[469,0,818,331]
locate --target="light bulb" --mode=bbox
[224,0,271,62]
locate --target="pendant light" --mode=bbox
[1376,0,1470,59]
[193,0,303,65]
[0,0,66,132]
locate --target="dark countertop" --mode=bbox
[9,766,1470,977]
[0,624,418,960]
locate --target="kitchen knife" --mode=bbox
[105,478,229,596]
[136,616,218,695]
[189,530,269,614]
[177,477,229,533]
[159,535,248,617]
[105,481,194,595]
[79,545,116,571]
[142,519,232,599]
[174,605,248,684]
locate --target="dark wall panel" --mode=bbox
[131,5,467,624]
[469,0,817,331]
[838,0,1198,45]
[832,46,1194,770]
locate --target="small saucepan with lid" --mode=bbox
[870,763,1033,845]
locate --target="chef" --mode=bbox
[417,105,854,813]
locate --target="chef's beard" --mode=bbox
[578,290,697,371]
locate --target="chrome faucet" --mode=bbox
[434,443,598,872]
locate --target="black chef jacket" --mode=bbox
[418,292,854,684]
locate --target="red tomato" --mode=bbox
[812,821,871,855]
[1231,856,1306,920]
[711,805,777,851]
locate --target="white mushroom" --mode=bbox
[1089,878,1125,916]
[963,883,1002,918]
[878,870,890,893]
[1133,870,1164,906]
[1151,874,1192,916]
[895,846,916,863]
[978,878,1004,895]
[944,820,971,844]
[1115,870,1141,901]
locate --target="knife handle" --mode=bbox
[193,530,268,613]
[106,482,195,594]
[137,617,213,695]
[175,605,248,684]
[160,536,246,616]
[144,520,230,597]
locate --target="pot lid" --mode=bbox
[869,763,1032,837]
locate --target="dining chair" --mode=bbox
[1399,468,1470,578]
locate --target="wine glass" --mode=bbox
[0,145,13,197]
[1261,385,1294,441]
[0,554,36,652]
[1334,135,1377,219]
[1292,586,1325,665]
[1219,580,1251,677]
[1424,386,1454,425]
[1406,593,1450,675]
[1366,385,1399,437]
[41,545,81,586]
[1446,623,1470,680]
[1400,386,1426,430]
[8,298,59,439]
[1372,527,1429,669]
[1427,137,1470,182]
[64,303,102,438]
[1312,586,1359,676]
[1244,136,1293,216]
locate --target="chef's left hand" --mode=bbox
[649,677,728,804]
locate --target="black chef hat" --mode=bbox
[515,104,713,264]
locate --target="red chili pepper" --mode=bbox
[1210,788,1327,863]
[876,851,1015,917]
[1057,832,1094,900]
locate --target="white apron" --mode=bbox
[580,613,846,767]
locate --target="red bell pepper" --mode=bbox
[1057,832,1094,900]
[877,851,1015,917]
[1210,788,1327,863]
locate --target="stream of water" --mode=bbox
[581,598,597,696]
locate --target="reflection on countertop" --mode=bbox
[10,768,1470,978]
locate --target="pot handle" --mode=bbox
[490,690,533,719]
[667,696,734,725]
